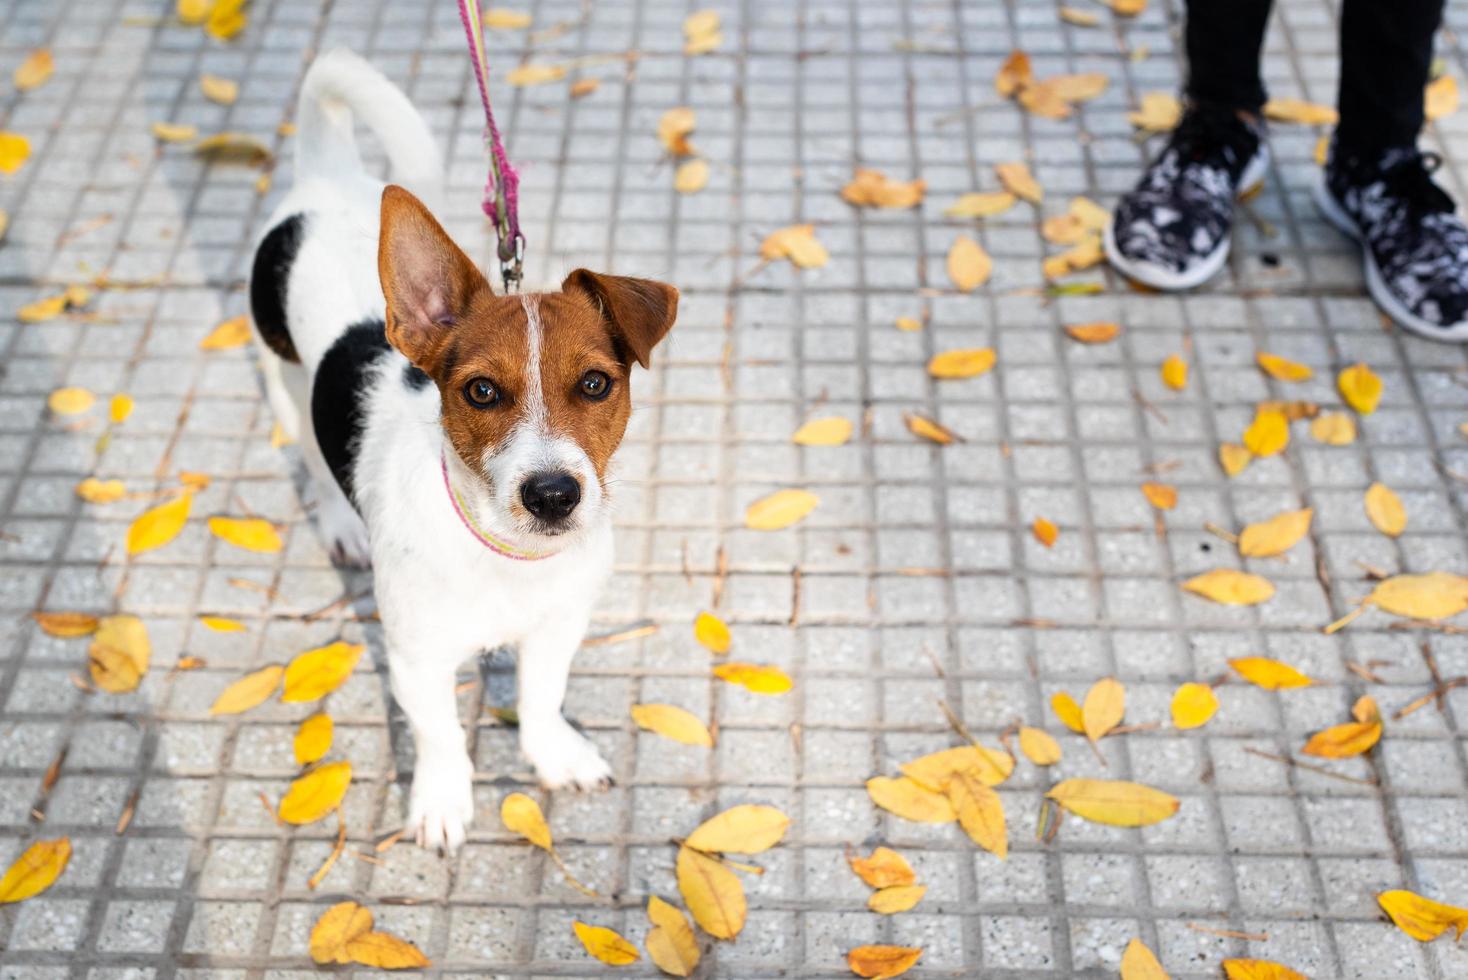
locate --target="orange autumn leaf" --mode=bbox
[31,611,100,638]
[1160,354,1188,390]
[1222,960,1308,980]
[712,661,793,695]
[847,847,915,888]
[906,413,960,446]
[1031,517,1058,547]
[0,838,71,903]
[1140,482,1176,510]
[1064,321,1120,344]
[847,945,923,980]
[928,348,996,379]
[1256,351,1312,382]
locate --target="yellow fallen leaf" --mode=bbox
[89,615,150,693]
[482,8,532,28]
[1047,778,1180,826]
[1108,0,1146,14]
[570,78,599,98]
[674,158,708,194]
[901,744,1013,789]
[572,921,640,966]
[686,804,790,854]
[1229,657,1314,689]
[1032,517,1058,547]
[946,767,1007,858]
[847,945,923,980]
[1302,717,1381,758]
[645,896,700,977]
[657,107,696,156]
[631,703,713,747]
[1018,727,1061,765]
[32,611,100,638]
[1128,91,1181,131]
[906,413,959,445]
[759,223,828,268]
[1064,321,1120,344]
[151,121,199,143]
[744,488,818,530]
[180,471,212,491]
[994,161,1041,203]
[48,387,95,416]
[1222,960,1308,980]
[944,191,1015,218]
[309,901,373,964]
[682,9,721,53]
[865,776,956,823]
[107,394,134,424]
[501,792,551,849]
[0,131,30,174]
[868,883,926,914]
[1051,691,1085,732]
[1338,362,1382,414]
[1140,482,1176,510]
[194,131,272,165]
[200,315,251,349]
[1378,888,1468,942]
[1256,351,1312,382]
[75,478,126,503]
[840,168,926,209]
[1364,482,1406,537]
[1219,442,1252,477]
[928,348,995,379]
[1160,354,1188,390]
[1238,507,1313,557]
[18,293,67,323]
[209,664,284,715]
[1121,938,1169,980]
[994,50,1032,97]
[178,0,210,24]
[676,845,745,939]
[1082,677,1125,742]
[0,839,71,904]
[127,493,192,554]
[200,615,245,632]
[1425,74,1460,121]
[1017,82,1073,119]
[1310,412,1356,445]
[693,610,731,654]
[848,847,915,888]
[278,761,352,824]
[1170,682,1218,730]
[14,49,53,92]
[205,0,248,40]
[282,641,363,702]
[344,931,430,969]
[1264,98,1338,125]
[199,73,238,105]
[792,416,853,446]
[1243,408,1289,457]
[1059,6,1100,26]
[712,661,793,694]
[208,516,283,553]
[1042,234,1105,279]
[1354,694,1382,724]
[1369,571,1468,620]
[1183,568,1275,606]
[946,236,992,291]
[293,712,333,765]
[895,316,922,332]
[1041,213,1087,245]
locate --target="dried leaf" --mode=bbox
[1222,960,1308,980]
[1256,351,1312,382]
[1082,677,1125,742]
[482,8,532,29]
[32,611,100,638]
[744,489,818,530]
[1140,482,1176,510]
[865,776,957,823]
[1046,778,1180,826]
[1041,213,1087,245]
[686,804,790,854]
[151,121,198,143]
[200,615,245,632]
[693,610,731,654]
[1017,82,1072,119]
[126,493,192,554]
[193,133,272,165]
[1238,507,1313,557]
[683,9,721,54]
[1369,571,1468,619]
[1128,92,1181,132]
[14,50,54,92]
[0,131,30,174]
[994,50,1032,97]
[200,315,251,349]
[208,516,283,553]
[894,316,922,332]
[1108,0,1147,14]
[1378,889,1468,942]
[840,168,926,209]
[847,945,923,980]
[309,901,373,964]
[108,394,134,424]
[712,661,792,694]
[1219,442,1252,477]
[282,640,365,702]
[1045,73,1108,102]
[901,744,1013,790]
[1263,98,1338,125]
[1159,354,1188,390]
[759,224,828,268]
[506,63,565,86]
[1121,938,1169,980]
[1050,691,1085,732]
[792,416,853,446]
[1032,517,1058,547]
[344,931,431,969]
[631,703,713,747]
[1064,321,1120,344]
[1170,682,1218,730]
[1242,409,1289,457]
[89,615,150,693]
[572,921,640,965]
[294,712,334,765]
[928,348,995,379]
[18,293,67,323]
[1059,6,1100,26]
[906,413,959,445]
[847,847,915,888]
[868,884,926,914]
[995,161,1041,203]
[199,73,238,104]
[1229,657,1314,690]
[1018,727,1061,765]
[1183,569,1275,606]
[1364,482,1406,537]
[1338,362,1382,414]
[657,107,696,156]
[48,387,95,416]
[946,236,992,291]
[76,478,126,503]
[501,792,552,849]
[0,839,70,904]
[570,78,599,98]
[645,896,700,976]
[204,0,248,40]
[944,191,1015,218]
[1425,74,1460,121]
[946,767,1007,858]
[676,845,745,939]
[1310,412,1356,445]
[1302,718,1381,758]
[210,664,284,715]
[278,761,351,824]
[674,158,708,194]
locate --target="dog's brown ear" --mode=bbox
[378,185,489,370]
[562,269,678,369]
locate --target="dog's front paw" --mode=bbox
[406,754,475,852]
[317,492,371,569]
[523,723,613,792]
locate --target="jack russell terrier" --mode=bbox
[248,49,677,850]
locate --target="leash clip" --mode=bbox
[500,234,525,292]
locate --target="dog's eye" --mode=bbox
[464,377,500,408]
[579,370,612,401]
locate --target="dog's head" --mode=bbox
[377,185,677,544]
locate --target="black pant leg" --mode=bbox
[1336,0,1446,154]
[1185,0,1274,113]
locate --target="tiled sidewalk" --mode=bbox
[3,0,1468,976]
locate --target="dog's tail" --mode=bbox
[294,48,443,207]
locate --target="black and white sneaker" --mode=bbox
[1104,105,1270,290]
[1314,143,1468,342]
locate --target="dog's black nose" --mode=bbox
[520,471,581,522]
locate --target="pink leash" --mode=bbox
[457,0,524,291]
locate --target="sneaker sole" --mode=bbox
[1312,173,1468,343]
[1103,149,1271,292]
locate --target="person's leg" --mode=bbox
[1335,0,1444,154]
[1185,0,1273,114]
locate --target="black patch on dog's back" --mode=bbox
[249,213,306,363]
[403,363,431,390]
[312,319,391,508]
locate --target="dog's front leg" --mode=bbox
[517,614,612,791]
[390,650,475,851]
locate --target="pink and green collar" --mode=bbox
[440,450,552,561]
